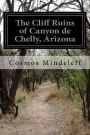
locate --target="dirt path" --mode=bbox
[0,82,65,135]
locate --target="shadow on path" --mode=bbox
[0,82,65,135]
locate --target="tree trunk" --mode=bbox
[0,50,26,116]
[9,49,26,103]
[57,81,60,90]
[32,80,35,92]
[32,70,36,92]
[86,69,90,121]
[39,77,42,85]
[67,81,72,98]
[0,70,8,114]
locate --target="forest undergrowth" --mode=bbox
[46,84,90,135]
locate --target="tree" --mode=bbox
[0,0,54,116]
[0,0,70,116]
[0,0,90,121]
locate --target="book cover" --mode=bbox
[0,0,90,135]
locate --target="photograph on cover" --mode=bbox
[0,0,90,135]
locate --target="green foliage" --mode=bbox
[48,73,55,83]
[88,4,90,8]
[50,69,87,103]
[87,32,90,41]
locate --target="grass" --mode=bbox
[15,84,39,113]
[45,89,60,102]
[15,86,27,103]
[0,83,39,121]
[45,84,90,135]
[0,83,39,119]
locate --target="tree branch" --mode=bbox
[30,0,53,12]
[6,0,13,11]
[51,0,74,12]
